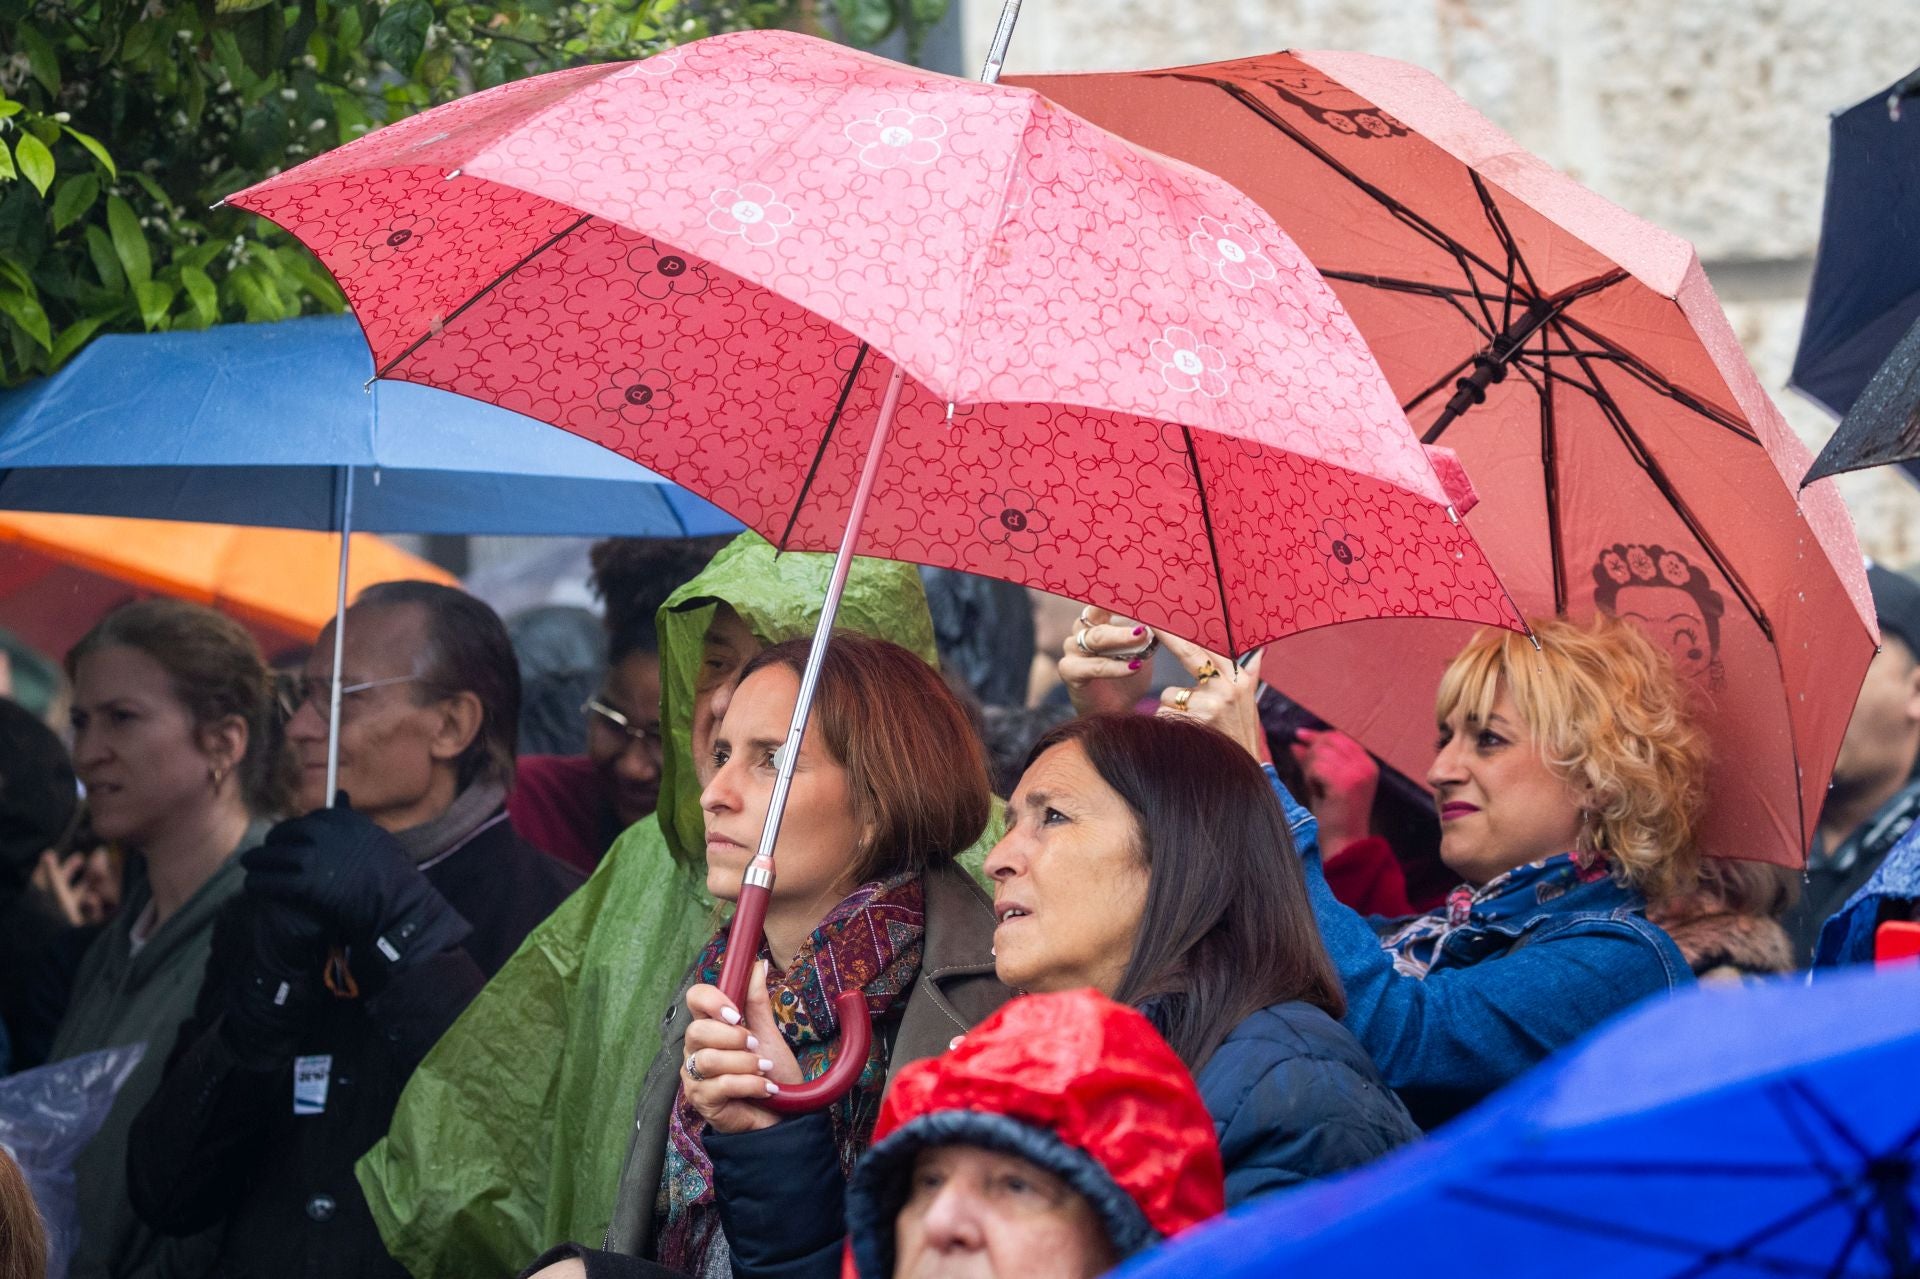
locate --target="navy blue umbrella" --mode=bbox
[1117,964,1920,1279]
[1791,67,1920,420]
[0,314,739,537]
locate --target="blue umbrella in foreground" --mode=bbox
[1116,964,1920,1279]
[1791,66,1920,420]
[0,313,738,537]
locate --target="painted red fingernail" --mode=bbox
[1133,626,1146,635]
[1128,659,1143,670]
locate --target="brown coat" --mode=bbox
[602,860,1008,1257]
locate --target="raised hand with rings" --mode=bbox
[1060,605,1157,716]
[1150,634,1268,764]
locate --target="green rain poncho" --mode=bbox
[356,533,997,1278]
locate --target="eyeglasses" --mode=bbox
[583,697,665,755]
[279,674,424,721]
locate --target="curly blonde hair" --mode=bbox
[1435,615,1709,903]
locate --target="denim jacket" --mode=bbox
[1265,766,1691,1129]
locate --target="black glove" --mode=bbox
[241,806,471,985]
[216,891,329,1070]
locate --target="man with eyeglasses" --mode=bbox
[127,581,583,1279]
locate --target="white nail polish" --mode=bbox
[766,1081,781,1095]
[720,1007,741,1025]
[746,1035,759,1051]
[759,1058,774,1072]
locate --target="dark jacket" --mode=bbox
[1194,1001,1420,1204]
[600,859,1008,1265]
[126,812,582,1279]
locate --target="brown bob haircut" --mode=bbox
[738,634,992,886]
[1023,713,1345,1071]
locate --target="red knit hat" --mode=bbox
[843,989,1225,1277]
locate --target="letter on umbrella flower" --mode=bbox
[362,214,436,262]
[1315,519,1373,587]
[596,369,676,425]
[707,185,795,246]
[627,242,711,300]
[1188,216,1277,291]
[1152,327,1229,398]
[844,108,948,169]
[978,490,1049,555]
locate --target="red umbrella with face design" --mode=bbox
[1016,51,1876,869]
[222,27,1523,1109]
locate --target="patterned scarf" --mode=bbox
[655,872,926,1275]
[1381,849,1610,978]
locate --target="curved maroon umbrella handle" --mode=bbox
[715,870,874,1114]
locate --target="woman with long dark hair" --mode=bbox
[988,713,1419,1200]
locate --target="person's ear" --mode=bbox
[198,714,250,784]
[1901,654,1920,726]
[426,691,485,766]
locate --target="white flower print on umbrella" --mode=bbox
[707,184,795,246]
[1189,216,1277,291]
[844,108,947,170]
[635,49,683,77]
[1152,327,1229,398]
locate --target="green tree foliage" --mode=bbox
[0,0,946,384]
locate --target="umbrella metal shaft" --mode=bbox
[325,464,354,806]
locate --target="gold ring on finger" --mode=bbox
[1195,660,1220,682]
[684,1051,706,1082]
[1172,687,1193,712]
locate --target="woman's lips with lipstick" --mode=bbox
[1439,801,1480,821]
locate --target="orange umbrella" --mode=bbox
[0,510,454,659]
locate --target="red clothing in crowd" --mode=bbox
[1321,835,1447,918]
[509,754,615,875]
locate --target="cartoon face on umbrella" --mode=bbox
[1591,542,1726,686]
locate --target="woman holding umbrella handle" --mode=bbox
[519,633,1005,1279]
[1065,612,1705,1129]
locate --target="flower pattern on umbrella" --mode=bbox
[595,368,675,425]
[362,213,435,262]
[1189,216,1277,291]
[629,241,711,300]
[707,184,794,246]
[844,108,947,170]
[1152,327,1228,398]
[977,489,1049,555]
[1315,518,1372,587]
[229,29,1524,661]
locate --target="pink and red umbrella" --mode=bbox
[227,30,1526,1107]
[228,31,1517,659]
[1017,51,1875,869]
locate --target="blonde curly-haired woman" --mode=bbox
[1065,613,1708,1130]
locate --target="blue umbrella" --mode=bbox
[1116,964,1920,1279]
[1791,67,1920,420]
[0,313,739,537]
[0,313,739,796]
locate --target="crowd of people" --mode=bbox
[0,529,1912,1279]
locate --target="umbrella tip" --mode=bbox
[946,402,956,423]
[362,376,376,394]
[1445,504,1460,525]
[445,168,462,181]
[209,197,227,211]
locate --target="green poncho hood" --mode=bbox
[653,531,937,868]
[358,533,950,1279]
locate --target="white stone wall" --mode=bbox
[969,0,1920,563]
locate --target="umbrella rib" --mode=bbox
[1470,171,1543,302]
[1180,424,1237,656]
[1545,321,1774,641]
[1318,271,1499,344]
[1781,1079,1876,1163]
[1553,311,1754,438]
[1540,339,1568,614]
[373,213,594,380]
[1403,352,1485,415]
[1443,1186,1839,1277]
[1824,1198,1880,1279]
[1174,74,1514,283]
[776,341,870,554]
[1664,1188,1864,1279]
